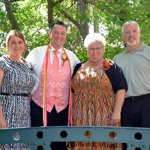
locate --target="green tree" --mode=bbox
[0,0,149,60]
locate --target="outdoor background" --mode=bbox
[0,0,150,61]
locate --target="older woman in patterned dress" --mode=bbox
[0,30,36,149]
[71,33,128,150]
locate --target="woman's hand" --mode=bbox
[110,111,121,126]
[111,89,126,126]
[0,115,7,128]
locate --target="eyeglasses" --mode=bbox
[88,47,104,52]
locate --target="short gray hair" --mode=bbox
[84,33,106,48]
[122,21,140,34]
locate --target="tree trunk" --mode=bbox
[77,0,89,39]
[3,0,19,30]
[47,0,54,29]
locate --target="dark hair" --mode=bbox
[50,21,67,31]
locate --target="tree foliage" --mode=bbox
[0,0,150,60]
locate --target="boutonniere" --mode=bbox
[61,50,69,65]
[103,59,113,70]
[62,53,68,61]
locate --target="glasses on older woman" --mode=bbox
[88,46,104,52]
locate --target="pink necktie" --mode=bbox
[53,50,59,72]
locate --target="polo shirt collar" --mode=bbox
[123,44,146,54]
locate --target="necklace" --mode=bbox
[86,60,104,70]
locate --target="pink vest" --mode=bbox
[32,51,71,113]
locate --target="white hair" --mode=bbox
[84,33,106,48]
[122,20,140,34]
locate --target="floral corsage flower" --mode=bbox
[61,51,69,65]
[103,59,113,70]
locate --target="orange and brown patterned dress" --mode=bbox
[71,63,122,150]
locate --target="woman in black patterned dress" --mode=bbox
[71,33,128,150]
[0,30,36,149]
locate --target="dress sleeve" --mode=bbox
[71,62,83,93]
[25,61,34,72]
[72,62,83,77]
[0,58,8,72]
[105,61,128,93]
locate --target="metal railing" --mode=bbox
[0,126,150,149]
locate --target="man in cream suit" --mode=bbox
[26,21,80,150]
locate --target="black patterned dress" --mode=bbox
[0,55,36,150]
[71,61,127,150]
